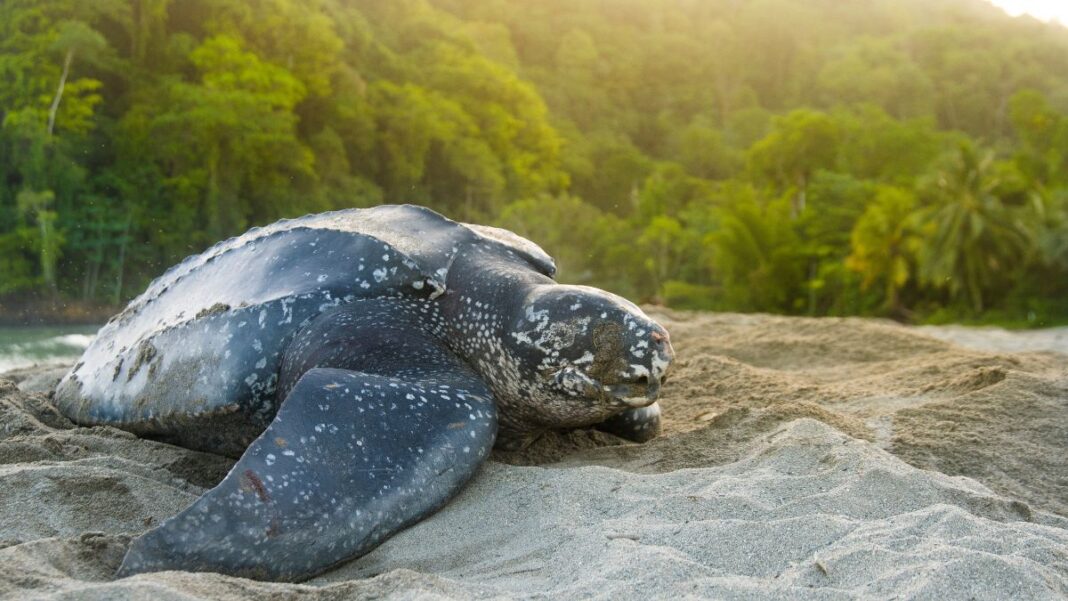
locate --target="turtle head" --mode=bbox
[504,284,674,426]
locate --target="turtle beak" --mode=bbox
[644,374,663,401]
[605,376,662,407]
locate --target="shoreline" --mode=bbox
[0,299,118,327]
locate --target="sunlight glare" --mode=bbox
[988,0,1068,23]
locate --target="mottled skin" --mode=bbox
[54,205,674,582]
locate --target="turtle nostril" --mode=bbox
[635,375,649,386]
[660,375,668,385]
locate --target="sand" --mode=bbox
[1,311,1066,600]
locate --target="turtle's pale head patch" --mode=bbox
[504,284,674,426]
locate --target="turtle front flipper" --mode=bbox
[116,302,497,582]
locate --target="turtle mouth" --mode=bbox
[547,365,665,407]
[604,374,665,407]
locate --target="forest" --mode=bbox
[2,0,1068,325]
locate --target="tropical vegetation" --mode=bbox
[2,0,1068,324]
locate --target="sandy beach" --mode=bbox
[2,311,1066,600]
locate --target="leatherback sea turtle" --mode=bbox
[54,204,674,581]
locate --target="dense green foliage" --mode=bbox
[2,0,1068,323]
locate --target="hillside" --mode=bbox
[1,0,1067,321]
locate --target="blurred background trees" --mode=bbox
[2,0,1067,324]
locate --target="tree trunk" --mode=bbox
[39,213,58,300]
[132,0,146,64]
[886,275,900,317]
[84,252,101,301]
[82,216,104,301]
[47,49,74,137]
[807,259,818,315]
[113,213,132,305]
[207,144,222,239]
[792,173,807,218]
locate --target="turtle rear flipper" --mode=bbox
[116,303,497,582]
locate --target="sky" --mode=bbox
[988,0,1068,23]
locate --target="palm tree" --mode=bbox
[706,188,805,312]
[915,143,1034,313]
[846,186,918,317]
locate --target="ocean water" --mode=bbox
[0,326,99,373]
